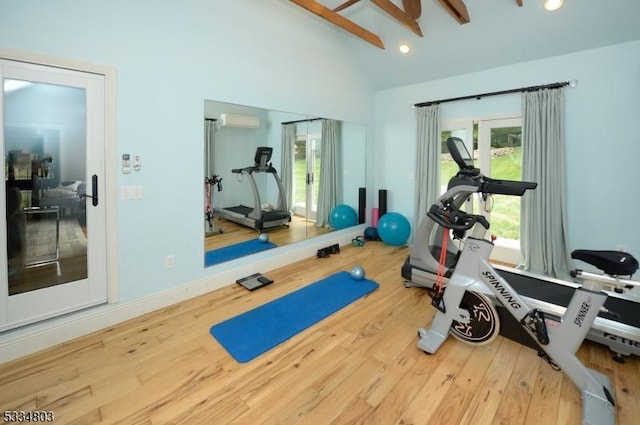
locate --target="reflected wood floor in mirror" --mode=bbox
[1,242,639,424]
[205,214,332,252]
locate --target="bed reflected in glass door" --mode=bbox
[4,79,88,296]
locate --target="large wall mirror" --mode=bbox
[204,99,366,267]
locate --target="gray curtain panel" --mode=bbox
[521,88,573,279]
[414,104,441,233]
[204,119,216,177]
[316,119,341,228]
[280,123,296,213]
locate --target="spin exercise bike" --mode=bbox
[417,200,639,425]
[205,174,224,236]
[403,137,640,361]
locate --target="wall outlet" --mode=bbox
[165,255,175,268]
[121,185,143,200]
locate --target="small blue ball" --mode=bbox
[258,233,269,243]
[350,265,366,281]
[364,226,379,240]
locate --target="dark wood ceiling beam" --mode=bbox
[289,0,385,49]
[402,0,422,20]
[333,0,360,13]
[370,0,423,37]
[437,0,470,24]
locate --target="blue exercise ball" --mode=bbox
[330,204,358,230]
[377,212,411,246]
[350,265,366,280]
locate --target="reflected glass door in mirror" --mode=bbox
[203,100,366,267]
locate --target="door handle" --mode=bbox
[81,174,99,206]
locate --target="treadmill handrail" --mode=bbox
[445,136,537,196]
[232,165,278,174]
[481,176,538,196]
[448,172,537,196]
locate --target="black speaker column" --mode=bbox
[378,189,387,217]
[358,187,366,224]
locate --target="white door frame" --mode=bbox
[0,48,119,315]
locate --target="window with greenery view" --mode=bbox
[441,120,522,241]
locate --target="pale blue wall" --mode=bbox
[0,0,374,303]
[373,40,640,259]
[3,0,639,309]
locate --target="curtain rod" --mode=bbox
[281,117,323,125]
[204,118,218,121]
[414,81,572,108]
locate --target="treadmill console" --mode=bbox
[447,137,475,171]
[254,147,273,169]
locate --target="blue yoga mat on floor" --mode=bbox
[210,271,379,362]
[205,238,277,267]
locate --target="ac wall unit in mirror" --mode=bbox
[203,99,366,267]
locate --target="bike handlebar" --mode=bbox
[427,203,490,232]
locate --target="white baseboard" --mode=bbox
[0,226,365,363]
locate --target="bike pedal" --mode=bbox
[521,309,549,345]
[533,309,549,345]
[430,293,446,313]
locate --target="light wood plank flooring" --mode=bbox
[205,214,333,252]
[1,242,639,424]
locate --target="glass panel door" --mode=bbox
[292,124,321,222]
[1,59,107,330]
[306,132,321,221]
[5,80,87,294]
[477,117,523,241]
[293,126,308,218]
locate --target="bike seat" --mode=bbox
[571,249,639,276]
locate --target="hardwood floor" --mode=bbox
[205,214,333,252]
[1,242,639,424]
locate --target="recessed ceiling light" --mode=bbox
[399,43,410,54]
[544,0,563,11]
